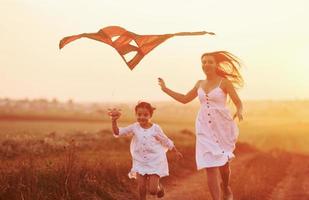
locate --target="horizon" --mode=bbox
[1,97,309,105]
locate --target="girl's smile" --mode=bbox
[136,107,152,128]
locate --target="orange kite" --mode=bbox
[59,26,215,70]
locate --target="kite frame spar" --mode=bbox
[59,26,215,70]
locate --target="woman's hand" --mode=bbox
[158,77,166,90]
[107,108,121,121]
[233,110,243,121]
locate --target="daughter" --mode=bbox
[108,101,182,200]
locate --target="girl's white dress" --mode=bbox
[196,81,239,169]
[115,122,174,179]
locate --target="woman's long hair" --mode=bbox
[201,51,244,88]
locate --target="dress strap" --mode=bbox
[218,79,223,87]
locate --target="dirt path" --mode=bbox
[153,152,309,200]
[119,144,309,200]
[162,153,258,200]
[163,170,210,200]
[268,154,309,200]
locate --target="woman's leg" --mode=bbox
[148,174,160,195]
[205,167,221,200]
[219,162,233,198]
[136,173,147,200]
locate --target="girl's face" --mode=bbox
[135,107,152,126]
[201,55,217,75]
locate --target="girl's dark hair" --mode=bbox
[201,51,244,88]
[135,101,156,116]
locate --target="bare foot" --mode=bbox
[221,183,233,200]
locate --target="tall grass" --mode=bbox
[0,100,308,199]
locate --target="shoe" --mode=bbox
[157,182,165,198]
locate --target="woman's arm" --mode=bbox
[222,79,243,121]
[158,78,200,104]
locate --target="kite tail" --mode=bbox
[173,31,215,36]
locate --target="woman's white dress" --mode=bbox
[196,82,239,169]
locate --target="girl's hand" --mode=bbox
[173,147,183,160]
[233,110,243,121]
[107,108,121,121]
[158,77,166,90]
[175,150,183,160]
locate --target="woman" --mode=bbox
[158,51,244,200]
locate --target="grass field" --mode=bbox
[0,100,308,199]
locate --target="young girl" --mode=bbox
[108,101,182,200]
[158,51,244,200]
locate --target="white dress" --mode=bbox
[196,81,239,169]
[115,122,174,178]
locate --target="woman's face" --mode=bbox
[135,107,152,126]
[201,55,217,75]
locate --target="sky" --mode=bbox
[1,0,308,102]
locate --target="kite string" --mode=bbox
[110,72,119,110]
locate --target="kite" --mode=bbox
[59,26,215,70]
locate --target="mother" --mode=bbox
[158,51,244,200]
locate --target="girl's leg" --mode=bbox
[219,162,233,197]
[136,173,147,200]
[147,174,160,195]
[205,167,221,200]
